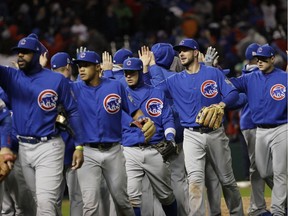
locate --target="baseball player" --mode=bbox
[71,50,156,216]
[148,43,190,216]
[149,39,244,215]
[230,44,287,215]
[120,57,178,216]
[149,43,226,215]
[235,43,273,216]
[50,52,84,216]
[0,33,85,215]
[0,94,12,213]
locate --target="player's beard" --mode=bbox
[17,58,33,72]
[182,57,195,68]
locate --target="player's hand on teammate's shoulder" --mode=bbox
[71,146,84,170]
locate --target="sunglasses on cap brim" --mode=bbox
[15,48,34,54]
[76,61,95,67]
[124,70,138,74]
[256,56,271,63]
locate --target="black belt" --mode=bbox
[84,142,118,150]
[132,143,155,149]
[257,124,282,129]
[184,127,215,134]
[17,135,54,144]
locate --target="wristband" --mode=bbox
[75,145,84,151]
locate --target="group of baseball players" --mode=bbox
[0,32,287,216]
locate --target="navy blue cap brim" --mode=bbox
[11,47,36,53]
[73,59,97,64]
[173,45,194,51]
[254,54,273,58]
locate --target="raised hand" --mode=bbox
[101,51,113,71]
[204,46,219,66]
[76,46,87,55]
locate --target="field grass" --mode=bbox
[61,185,272,216]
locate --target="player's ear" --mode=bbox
[95,64,101,72]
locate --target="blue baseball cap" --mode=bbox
[173,38,199,51]
[255,44,275,58]
[151,43,175,69]
[113,48,133,64]
[123,58,143,71]
[73,51,101,64]
[12,33,42,53]
[245,43,260,60]
[51,52,72,69]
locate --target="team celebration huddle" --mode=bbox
[0,32,287,216]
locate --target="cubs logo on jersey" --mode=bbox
[38,89,58,111]
[270,84,286,101]
[145,98,163,117]
[103,94,121,114]
[201,80,218,98]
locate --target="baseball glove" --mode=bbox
[130,117,156,142]
[56,104,74,136]
[154,140,178,162]
[195,104,224,130]
[0,154,16,182]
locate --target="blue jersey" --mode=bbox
[122,84,175,147]
[0,66,84,145]
[102,65,125,80]
[239,64,259,130]
[71,78,138,143]
[149,64,239,127]
[146,65,183,143]
[230,68,287,125]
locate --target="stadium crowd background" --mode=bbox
[0,0,287,179]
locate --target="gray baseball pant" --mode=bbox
[242,129,273,216]
[183,126,244,216]
[18,136,65,216]
[255,124,287,215]
[77,144,134,216]
[1,158,36,216]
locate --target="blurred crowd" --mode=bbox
[0,0,287,75]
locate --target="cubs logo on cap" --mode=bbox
[173,38,199,51]
[73,51,101,64]
[123,57,143,71]
[113,48,133,64]
[255,44,275,58]
[11,33,41,53]
[51,52,72,69]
